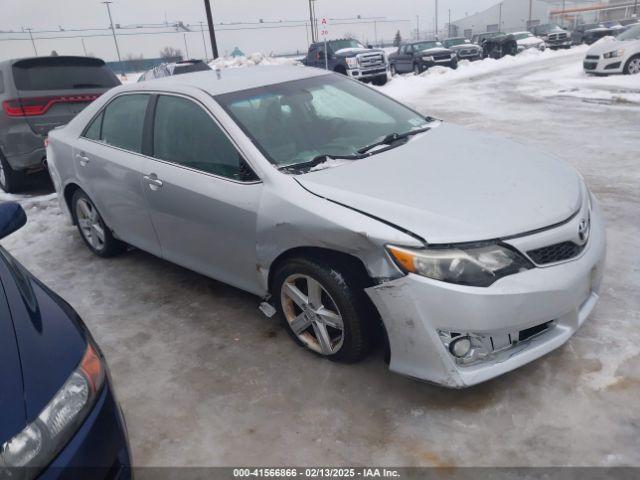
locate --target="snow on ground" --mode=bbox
[377,45,588,101]
[209,52,299,70]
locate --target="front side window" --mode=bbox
[100,94,149,153]
[153,95,251,180]
[217,75,430,170]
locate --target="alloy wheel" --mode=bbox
[629,58,640,75]
[75,198,106,251]
[280,274,345,355]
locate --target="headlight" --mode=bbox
[387,243,533,287]
[422,55,434,61]
[0,342,104,477]
[603,48,624,59]
[345,57,358,69]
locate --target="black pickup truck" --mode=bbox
[302,38,389,85]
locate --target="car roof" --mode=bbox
[132,64,329,96]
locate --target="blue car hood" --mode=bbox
[0,248,86,437]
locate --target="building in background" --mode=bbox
[449,0,620,38]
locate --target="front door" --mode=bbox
[142,94,263,294]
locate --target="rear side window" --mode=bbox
[12,58,120,91]
[153,95,246,180]
[100,94,149,153]
[83,111,103,141]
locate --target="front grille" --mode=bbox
[527,241,585,265]
[460,49,478,56]
[519,321,554,342]
[584,62,597,70]
[586,55,600,60]
[358,53,384,68]
[549,32,568,41]
[434,54,451,61]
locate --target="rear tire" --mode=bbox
[0,153,21,194]
[624,55,640,75]
[71,190,126,258]
[273,257,373,363]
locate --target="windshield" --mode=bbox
[216,75,429,169]
[513,32,533,40]
[536,24,562,33]
[413,41,444,50]
[330,39,366,52]
[603,21,621,27]
[618,25,640,41]
[443,38,469,47]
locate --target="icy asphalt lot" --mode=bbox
[1,47,639,467]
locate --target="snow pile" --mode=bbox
[209,53,300,70]
[309,158,350,171]
[519,62,640,105]
[377,46,586,102]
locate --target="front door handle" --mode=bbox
[76,153,90,167]
[143,174,163,191]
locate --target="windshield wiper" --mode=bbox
[278,153,362,173]
[357,126,431,155]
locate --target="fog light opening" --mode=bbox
[449,336,472,358]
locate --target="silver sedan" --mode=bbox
[46,65,606,387]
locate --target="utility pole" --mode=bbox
[101,2,124,76]
[416,15,420,40]
[203,0,219,59]
[448,9,451,38]
[24,27,38,55]
[528,0,533,28]
[308,0,316,43]
[634,0,638,16]
[561,0,566,27]
[435,0,439,39]
[183,33,189,59]
[499,3,503,32]
[199,21,208,60]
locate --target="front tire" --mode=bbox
[624,55,640,75]
[0,153,21,194]
[273,257,373,363]
[72,190,125,257]
[372,74,388,86]
[413,63,422,75]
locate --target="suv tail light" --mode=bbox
[2,94,102,117]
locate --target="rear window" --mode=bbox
[12,57,120,91]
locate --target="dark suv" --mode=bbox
[0,56,120,192]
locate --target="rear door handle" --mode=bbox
[76,153,90,167]
[143,174,163,191]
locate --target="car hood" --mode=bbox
[518,37,543,46]
[296,123,582,244]
[587,37,623,54]
[419,47,452,55]
[0,288,26,444]
[335,48,384,57]
[449,44,480,51]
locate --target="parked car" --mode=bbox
[482,34,519,59]
[46,66,606,388]
[0,56,120,193]
[471,31,504,47]
[602,20,625,34]
[583,24,640,75]
[137,59,211,82]
[0,202,131,477]
[531,24,572,49]
[389,41,457,75]
[572,23,608,45]
[442,37,483,61]
[512,31,546,52]
[302,39,388,86]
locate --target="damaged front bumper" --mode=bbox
[365,207,606,388]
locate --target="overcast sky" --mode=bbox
[1,0,501,61]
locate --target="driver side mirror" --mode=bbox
[0,202,27,240]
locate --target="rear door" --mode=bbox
[10,57,120,137]
[142,93,263,294]
[74,93,161,256]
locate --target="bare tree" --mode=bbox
[159,46,183,61]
